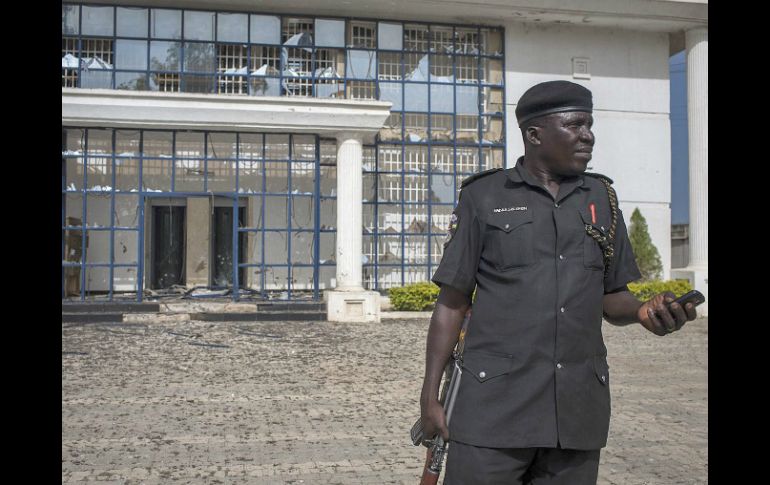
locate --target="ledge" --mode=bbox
[62,88,392,142]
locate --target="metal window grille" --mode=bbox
[431,54,453,79]
[455,28,479,54]
[349,21,376,48]
[431,27,453,53]
[456,146,479,172]
[347,81,376,100]
[456,56,477,83]
[153,72,180,92]
[378,52,401,80]
[62,37,79,87]
[282,17,314,42]
[404,24,429,51]
[217,44,248,94]
[82,38,114,67]
[379,146,401,172]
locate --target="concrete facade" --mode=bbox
[63,0,708,318]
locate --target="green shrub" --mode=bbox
[627,279,692,301]
[629,208,663,281]
[389,282,441,311]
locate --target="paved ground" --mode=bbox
[62,316,707,484]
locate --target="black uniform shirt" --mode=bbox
[432,157,642,450]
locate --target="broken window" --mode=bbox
[79,38,114,89]
[379,82,402,111]
[348,21,376,49]
[431,26,453,53]
[404,24,429,51]
[217,44,248,94]
[62,37,79,87]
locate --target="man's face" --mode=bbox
[535,111,595,177]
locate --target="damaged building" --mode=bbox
[62,1,708,320]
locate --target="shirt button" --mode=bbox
[554,203,560,208]
[560,307,565,313]
[556,363,563,369]
[504,223,509,229]
[601,375,606,382]
[479,371,486,379]
[559,254,565,260]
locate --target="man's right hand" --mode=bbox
[420,398,449,443]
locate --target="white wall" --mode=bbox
[504,21,673,279]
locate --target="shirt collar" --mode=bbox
[505,156,588,192]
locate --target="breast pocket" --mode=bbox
[486,211,535,271]
[579,210,605,271]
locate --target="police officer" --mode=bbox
[419,80,698,484]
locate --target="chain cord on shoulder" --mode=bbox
[584,177,619,276]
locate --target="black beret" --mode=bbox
[515,80,593,127]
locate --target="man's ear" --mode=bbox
[525,126,541,146]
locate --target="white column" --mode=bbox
[326,132,380,322]
[686,28,707,269]
[335,134,364,290]
[672,27,708,316]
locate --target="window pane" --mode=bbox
[62,5,79,35]
[404,84,428,112]
[481,58,504,85]
[482,147,505,170]
[292,135,316,160]
[82,5,113,36]
[183,42,215,72]
[115,157,139,192]
[265,163,288,193]
[483,87,504,115]
[379,82,402,111]
[430,146,454,172]
[348,21,376,49]
[379,114,402,142]
[265,232,289,264]
[430,114,454,142]
[64,157,84,191]
[250,77,280,96]
[113,267,138,293]
[315,19,345,47]
[250,15,280,44]
[291,162,315,194]
[430,84,454,113]
[174,160,205,191]
[143,131,173,157]
[239,134,264,160]
[456,85,478,115]
[481,117,504,143]
[176,132,204,158]
[184,11,215,41]
[431,26,454,54]
[208,161,236,192]
[117,7,148,38]
[114,194,139,228]
[404,206,428,233]
[244,196,263,229]
[142,159,172,191]
[430,173,455,203]
[319,232,336,263]
[86,194,111,227]
[404,236,428,263]
[151,9,181,39]
[431,204,455,234]
[404,53,428,81]
[115,72,148,91]
[115,40,147,70]
[320,198,336,231]
[238,161,262,194]
[291,197,314,230]
[114,231,139,264]
[150,41,181,71]
[81,71,112,89]
[403,24,428,51]
[346,50,376,79]
[482,29,503,56]
[205,133,235,159]
[217,13,247,43]
[266,135,290,159]
[378,22,402,50]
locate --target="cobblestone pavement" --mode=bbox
[62,316,707,484]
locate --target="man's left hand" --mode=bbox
[637,292,698,336]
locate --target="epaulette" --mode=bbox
[584,172,614,185]
[460,168,503,188]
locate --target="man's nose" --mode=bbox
[580,128,595,144]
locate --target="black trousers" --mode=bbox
[444,441,600,485]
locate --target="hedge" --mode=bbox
[627,279,692,301]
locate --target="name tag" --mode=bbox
[493,206,527,213]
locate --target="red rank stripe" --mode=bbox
[589,203,596,224]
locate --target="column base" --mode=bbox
[671,266,708,316]
[325,290,381,323]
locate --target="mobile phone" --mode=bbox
[668,290,706,310]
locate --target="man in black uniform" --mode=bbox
[419,80,698,484]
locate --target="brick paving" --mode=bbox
[62,316,707,484]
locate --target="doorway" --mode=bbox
[151,205,186,289]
